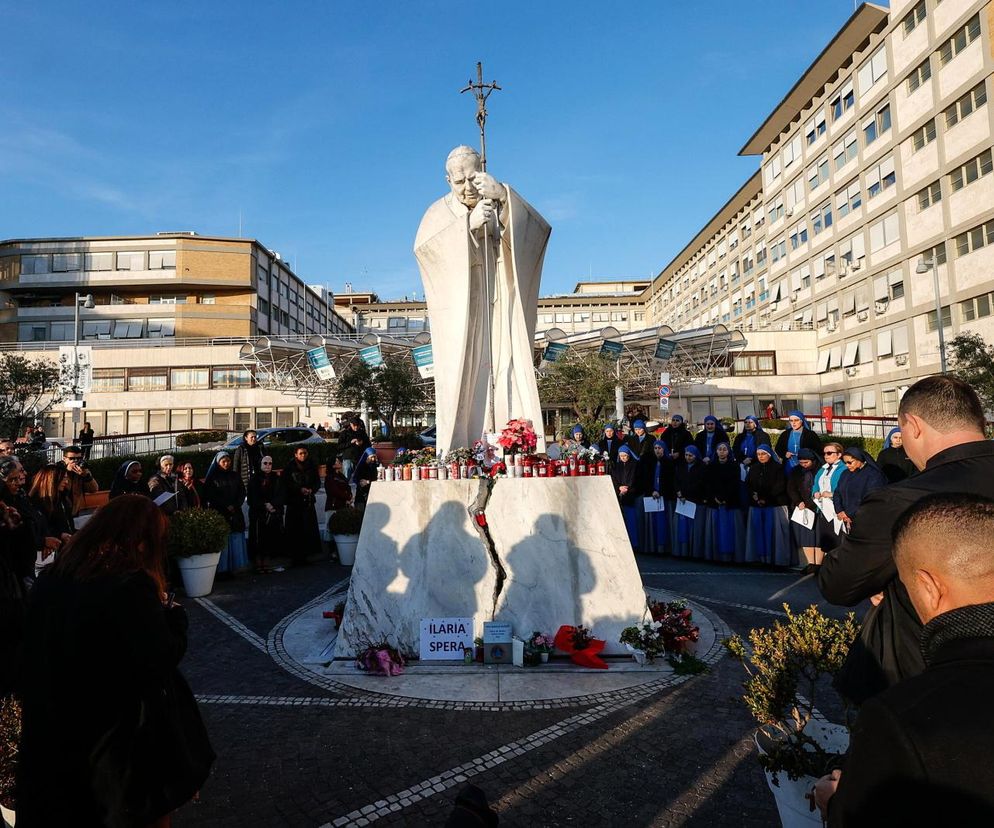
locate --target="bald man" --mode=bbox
[815,492,994,825]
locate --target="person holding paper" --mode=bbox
[745,445,792,566]
[704,442,745,563]
[597,424,621,465]
[611,444,640,551]
[788,448,821,572]
[834,447,888,532]
[626,419,653,460]
[638,439,672,555]
[673,445,706,558]
[813,442,846,551]
[148,454,180,517]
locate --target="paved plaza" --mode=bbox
[172,557,862,827]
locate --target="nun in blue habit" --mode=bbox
[703,442,746,563]
[693,415,730,463]
[774,410,822,472]
[744,444,793,566]
[637,439,672,555]
[672,444,707,558]
[611,444,640,550]
[203,450,250,574]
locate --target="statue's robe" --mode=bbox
[414,186,550,453]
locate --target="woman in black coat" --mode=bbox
[637,440,673,555]
[673,445,707,557]
[247,455,283,574]
[774,410,823,473]
[876,428,917,483]
[337,418,371,481]
[611,445,640,551]
[16,495,214,827]
[787,448,821,571]
[596,424,622,464]
[835,446,889,531]
[745,445,792,566]
[283,446,322,566]
[659,415,694,462]
[203,451,249,574]
[703,442,745,563]
[732,416,771,467]
[110,461,146,500]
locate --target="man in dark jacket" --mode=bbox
[815,492,994,825]
[818,375,994,704]
[231,429,263,490]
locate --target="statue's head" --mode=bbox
[445,145,482,208]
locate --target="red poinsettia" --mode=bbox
[497,418,538,453]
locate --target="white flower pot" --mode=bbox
[176,551,222,598]
[2,802,15,826]
[624,643,647,665]
[333,534,360,566]
[755,721,849,827]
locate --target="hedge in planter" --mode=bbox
[328,506,364,536]
[167,507,232,558]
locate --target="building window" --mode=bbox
[945,82,988,129]
[961,293,992,322]
[147,250,175,269]
[857,46,888,95]
[20,255,49,275]
[91,368,126,392]
[170,367,209,389]
[611,312,628,322]
[911,119,936,152]
[830,80,855,121]
[146,319,175,338]
[808,154,829,191]
[805,109,827,145]
[634,312,644,322]
[867,156,896,198]
[732,352,777,376]
[835,180,862,218]
[811,201,833,235]
[869,213,901,253]
[127,368,168,392]
[923,242,947,267]
[862,103,891,146]
[112,320,144,339]
[539,313,554,324]
[51,253,82,272]
[938,13,981,66]
[926,305,952,332]
[149,295,186,304]
[48,321,74,341]
[902,0,926,36]
[907,57,931,93]
[554,313,571,323]
[916,180,942,211]
[201,294,215,305]
[592,312,609,322]
[954,219,994,257]
[84,252,113,271]
[212,366,253,388]
[387,317,407,329]
[789,222,809,250]
[116,252,144,271]
[950,149,993,192]
[833,129,858,171]
[768,196,784,224]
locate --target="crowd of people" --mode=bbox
[594,411,914,572]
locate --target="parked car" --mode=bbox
[418,425,436,447]
[222,427,325,451]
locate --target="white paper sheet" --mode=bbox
[642,497,665,513]
[817,496,837,522]
[153,491,176,507]
[834,518,848,535]
[739,463,749,482]
[675,499,697,519]
[791,507,816,530]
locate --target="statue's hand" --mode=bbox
[472,172,504,202]
[469,198,497,232]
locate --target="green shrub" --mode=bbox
[167,507,232,557]
[0,695,20,808]
[175,430,227,447]
[328,506,364,535]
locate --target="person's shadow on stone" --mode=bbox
[495,512,596,639]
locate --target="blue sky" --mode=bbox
[1,1,874,297]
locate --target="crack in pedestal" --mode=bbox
[469,478,506,619]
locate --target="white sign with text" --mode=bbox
[419,617,473,660]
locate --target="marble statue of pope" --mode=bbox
[414,145,550,454]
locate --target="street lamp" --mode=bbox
[915,258,947,373]
[72,292,95,439]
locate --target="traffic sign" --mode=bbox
[658,384,671,398]
[659,397,670,411]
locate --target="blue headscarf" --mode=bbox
[787,410,810,430]
[785,411,808,470]
[684,445,701,463]
[603,423,616,435]
[670,414,684,425]
[633,419,646,430]
[572,424,585,437]
[756,443,781,464]
[653,439,667,450]
[617,444,635,459]
[703,415,719,426]
[883,427,901,450]
[350,446,378,485]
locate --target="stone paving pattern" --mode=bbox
[172,557,867,827]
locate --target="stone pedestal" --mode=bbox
[336,478,646,657]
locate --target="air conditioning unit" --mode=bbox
[874,300,889,314]
[790,292,799,304]
[857,310,869,322]
[827,321,838,332]
[770,301,779,311]
[785,208,795,217]
[895,353,909,366]
[845,366,858,377]
[851,261,862,271]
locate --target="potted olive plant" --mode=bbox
[724,605,858,828]
[168,507,231,597]
[328,506,364,566]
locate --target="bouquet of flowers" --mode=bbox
[472,439,499,469]
[391,448,409,466]
[355,642,406,676]
[620,621,667,663]
[443,446,475,464]
[649,599,700,653]
[497,418,538,454]
[554,624,607,669]
[529,632,555,653]
[409,447,437,467]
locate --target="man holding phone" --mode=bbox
[59,445,98,516]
